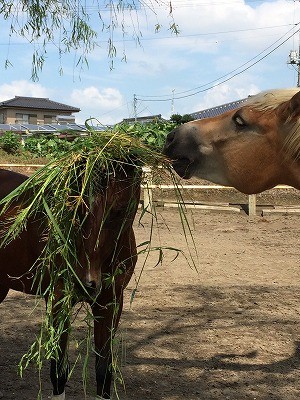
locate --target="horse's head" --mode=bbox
[164,89,300,193]
[74,168,140,296]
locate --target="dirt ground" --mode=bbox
[1,204,300,400]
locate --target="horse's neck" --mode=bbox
[285,160,300,190]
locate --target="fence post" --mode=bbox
[142,167,153,210]
[248,194,257,219]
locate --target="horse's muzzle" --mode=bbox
[163,126,197,178]
[75,278,102,301]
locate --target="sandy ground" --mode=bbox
[1,207,300,400]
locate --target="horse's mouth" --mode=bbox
[74,282,101,301]
[172,158,195,179]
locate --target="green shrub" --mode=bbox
[117,121,176,151]
[0,131,21,154]
[24,134,77,158]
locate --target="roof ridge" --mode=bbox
[13,96,49,99]
[0,96,80,112]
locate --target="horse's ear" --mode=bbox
[277,90,300,122]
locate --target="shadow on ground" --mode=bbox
[1,283,300,399]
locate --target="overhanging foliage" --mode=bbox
[0,0,178,79]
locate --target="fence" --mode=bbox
[141,183,293,218]
[0,164,297,219]
[140,166,299,218]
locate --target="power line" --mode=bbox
[136,23,300,102]
[0,23,294,46]
[137,23,299,99]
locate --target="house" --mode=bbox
[0,96,80,125]
[122,114,164,124]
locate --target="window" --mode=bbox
[15,113,37,124]
[44,115,55,124]
[29,114,37,124]
[16,113,28,124]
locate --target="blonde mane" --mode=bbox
[245,88,300,160]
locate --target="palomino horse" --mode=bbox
[0,166,141,400]
[164,88,300,193]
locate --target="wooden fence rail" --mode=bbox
[0,164,295,218]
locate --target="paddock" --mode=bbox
[1,208,300,400]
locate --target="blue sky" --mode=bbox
[0,0,299,125]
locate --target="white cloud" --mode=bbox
[103,0,297,93]
[70,86,126,124]
[178,81,260,115]
[146,0,296,54]
[0,80,50,101]
[71,86,123,109]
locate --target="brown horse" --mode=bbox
[164,89,300,193]
[0,166,141,400]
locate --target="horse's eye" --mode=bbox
[233,114,246,128]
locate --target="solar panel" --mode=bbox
[0,124,15,131]
[0,123,91,133]
[190,98,248,120]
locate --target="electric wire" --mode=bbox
[136,23,299,99]
[136,24,300,102]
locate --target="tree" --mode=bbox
[181,114,194,124]
[170,113,182,125]
[0,0,178,80]
[170,113,193,125]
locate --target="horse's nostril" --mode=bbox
[166,130,176,144]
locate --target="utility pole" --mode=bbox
[133,94,137,122]
[288,30,300,87]
[171,89,175,114]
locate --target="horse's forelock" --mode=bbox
[245,88,300,111]
[245,88,300,160]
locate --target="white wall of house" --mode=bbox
[3,108,75,125]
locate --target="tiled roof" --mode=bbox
[0,96,80,112]
[190,98,248,120]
